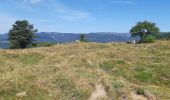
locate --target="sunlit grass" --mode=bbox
[0,40,170,99]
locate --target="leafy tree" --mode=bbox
[130,21,160,42]
[79,34,87,42]
[8,20,37,49]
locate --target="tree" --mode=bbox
[8,20,37,49]
[130,21,160,42]
[79,34,86,42]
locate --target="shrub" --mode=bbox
[142,35,156,43]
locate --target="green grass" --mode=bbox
[53,75,90,100]
[1,52,44,64]
[99,61,115,72]
[19,53,44,64]
[135,71,153,83]
[0,41,170,99]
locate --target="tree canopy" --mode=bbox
[8,20,37,49]
[130,21,160,42]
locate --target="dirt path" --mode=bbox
[88,84,107,100]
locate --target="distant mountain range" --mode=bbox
[0,32,131,49]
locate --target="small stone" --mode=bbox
[16,92,27,97]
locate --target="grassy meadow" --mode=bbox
[0,41,170,100]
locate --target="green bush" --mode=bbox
[142,35,156,43]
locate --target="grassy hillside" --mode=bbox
[0,41,170,100]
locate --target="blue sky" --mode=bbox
[0,0,170,33]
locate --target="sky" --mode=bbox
[0,0,170,33]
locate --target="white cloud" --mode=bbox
[23,0,42,4]
[111,0,134,4]
[40,0,91,21]
[30,0,41,4]
[18,0,90,21]
[0,0,91,33]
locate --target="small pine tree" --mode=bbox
[8,20,37,49]
[79,34,86,42]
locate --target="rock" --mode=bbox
[16,92,27,97]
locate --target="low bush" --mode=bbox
[142,35,156,43]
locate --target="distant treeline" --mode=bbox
[159,32,170,40]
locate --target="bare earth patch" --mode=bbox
[88,84,107,100]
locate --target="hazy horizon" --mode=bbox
[0,31,131,34]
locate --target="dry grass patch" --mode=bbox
[0,41,170,99]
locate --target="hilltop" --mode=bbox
[0,41,170,100]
